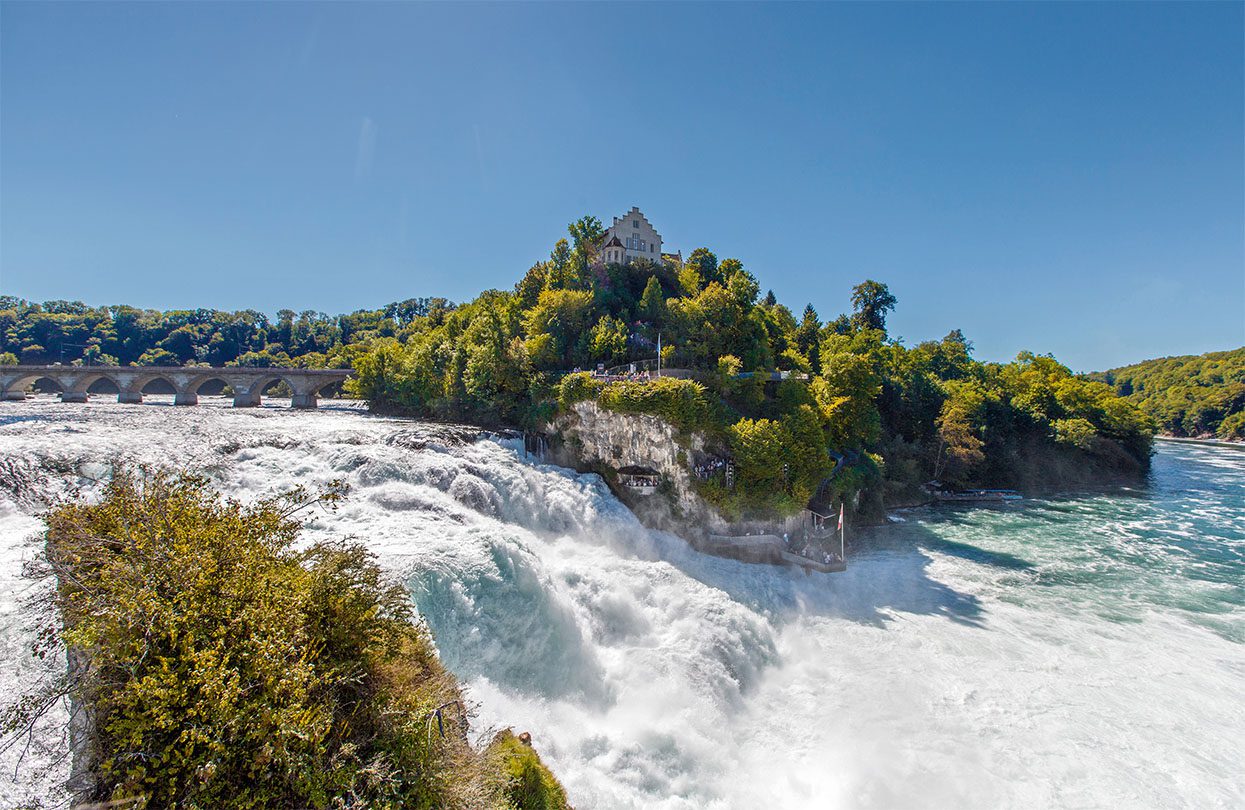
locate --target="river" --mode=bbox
[1,397,1242,808]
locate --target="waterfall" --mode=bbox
[1,398,1242,808]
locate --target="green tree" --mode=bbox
[567,215,604,253]
[812,349,882,449]
[639,275,666,324]
[522,288,594,368]
[934,382,988,485]
[685,248,719,289]
[850,280,898,333]
[588,315,629,363]
[727,267,760,309]
[545,240,574,290]
[794,304,821,373]
[135,347,180,366]
[515,263,549,310]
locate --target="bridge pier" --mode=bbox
[291,393,317,409]
[118,392,143,404]
[173,393,198,406]
[61,392,89,404]
[2,391,26,401]
[232,391,262,408]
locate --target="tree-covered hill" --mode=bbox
[344,216,1154,512]
[2,214,1156,513]
[1088,348,1245,440]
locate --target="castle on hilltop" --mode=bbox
[598,207,681,267]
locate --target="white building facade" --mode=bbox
[600,206,663,266]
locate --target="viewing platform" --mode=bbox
[699,509,847,573]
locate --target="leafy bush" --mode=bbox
[597,377,712,433]
[10,471,568,809]
[487,730,569,810]
[557,371,603,411]
[717,406,832,515]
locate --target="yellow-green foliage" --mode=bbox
[597,377,712,433]
[1053,417,1098,450]
[717,406,833,515]
[33,471,567,809]
[487,730,571,810]
[1218,410,1245,440]
[557,371,603,410]
[1090,347,1245,438]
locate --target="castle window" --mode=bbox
[633,220,639,228]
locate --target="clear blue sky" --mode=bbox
[1,2,1241,371]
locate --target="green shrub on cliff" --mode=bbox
[488,730,570,810]
[9,471,569,809]
[557,371,603,410]
[597,377,713,433]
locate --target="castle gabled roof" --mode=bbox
[607,206,662,243]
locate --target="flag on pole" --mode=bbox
[837,503,845,533]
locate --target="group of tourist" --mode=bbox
[782,532,844,566]
[693,458,727,480]
[570,367,654,383]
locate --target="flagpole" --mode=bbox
[838,502,846,561]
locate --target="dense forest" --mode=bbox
[1089,348,1245,440]
[0,295,452,369]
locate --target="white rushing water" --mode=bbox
[1,397,1243,808]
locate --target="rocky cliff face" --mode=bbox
[544,401,732,537]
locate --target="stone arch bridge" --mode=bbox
[0,365,353,409]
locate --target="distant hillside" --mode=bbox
[1088,348,1245,440]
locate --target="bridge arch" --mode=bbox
[67,371,126,400]
[243,372,334,409]
[189,376,231,397]
[139,376,178,394]
[85,375,121,395]
[3,373,60,395]
[30,375,67,396]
